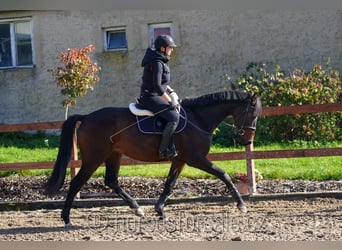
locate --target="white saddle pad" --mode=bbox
[129,103,154,116]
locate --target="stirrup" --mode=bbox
[159,148,178,160]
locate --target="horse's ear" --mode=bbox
[252,93,262,116]
[251,93,259,105]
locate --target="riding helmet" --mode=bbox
[154,35,177,51]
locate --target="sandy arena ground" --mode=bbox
[0,176,341,241]
[0,198,341,241]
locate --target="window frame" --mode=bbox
[148,22,174,49]
[0,17,35,69]
[103,26,128,52]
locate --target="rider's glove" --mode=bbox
[169,91,180,113]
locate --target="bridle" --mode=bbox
[223,98,258,136]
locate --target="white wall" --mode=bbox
[1,10,341,123]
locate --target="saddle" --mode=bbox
[129,100,187,134]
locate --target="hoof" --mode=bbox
[64,222,73,229]
[159,216,168,221]
[134,207,145,217]
[237,203,247,213]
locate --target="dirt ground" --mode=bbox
[0,198,341,241]
[0,176,341,241]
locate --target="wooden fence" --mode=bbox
[1,103,342,194]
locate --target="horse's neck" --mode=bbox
[189,103,235,133]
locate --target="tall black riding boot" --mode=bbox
[159,121,178,160]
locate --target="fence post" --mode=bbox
[246,143,256,194]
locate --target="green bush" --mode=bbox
[0,131,59,149]
[231,62,342,142]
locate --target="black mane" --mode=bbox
[181,90,251,107]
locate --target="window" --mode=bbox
[0,18,34,68]
[148,23,173,48]
[103,27,127,52]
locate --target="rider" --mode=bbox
[139,34,180,160]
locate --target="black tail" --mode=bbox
[45,114,84,195]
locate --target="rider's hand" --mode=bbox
[169,91,179,103]
[169,91,180,113]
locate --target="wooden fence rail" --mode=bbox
[0,103,341,194]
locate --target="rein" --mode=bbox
[109,97,257,142]
[109,105,213,143]
[178,112,212,135]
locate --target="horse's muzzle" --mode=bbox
[236,129,255,146]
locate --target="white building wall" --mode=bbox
[1,10,341,123]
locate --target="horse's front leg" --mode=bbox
[188,157,247,213]
[155,160,185,220]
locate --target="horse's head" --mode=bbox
[233,94,262,146]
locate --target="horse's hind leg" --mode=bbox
[104,152,143,217]
[61,164,98,226]
[155,159,185,219]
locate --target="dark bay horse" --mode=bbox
[45,90,262,226]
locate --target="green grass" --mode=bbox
[0,132,341,180]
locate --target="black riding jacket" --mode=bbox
[140,48,171,97]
